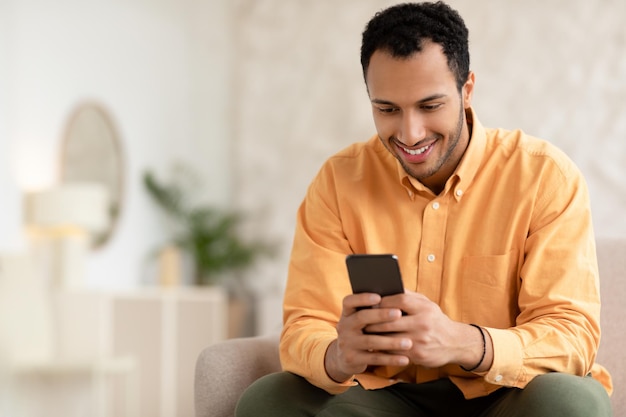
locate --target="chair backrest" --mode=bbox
[595,237,626,414]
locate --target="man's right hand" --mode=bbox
[324,293,413,383]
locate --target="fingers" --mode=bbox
[377,291,430,315]
[341,292,412,341]
[339,292,466,370]
[342,293,382,316]
[336,332,413,370]
[331,293,413,377]
[361,350,411,367]
[327,342,410,382]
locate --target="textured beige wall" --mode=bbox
[231,1,626,332]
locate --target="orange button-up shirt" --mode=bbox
[280,110,612,399]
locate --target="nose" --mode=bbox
[396,111,426,146]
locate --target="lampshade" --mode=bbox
[24,182,110,234]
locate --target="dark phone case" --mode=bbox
[345,254,404,296]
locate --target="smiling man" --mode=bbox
[236,2,612,416]
[367,42,472,195]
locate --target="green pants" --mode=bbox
[236,372,611,417]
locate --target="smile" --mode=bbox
[402,143,431,155]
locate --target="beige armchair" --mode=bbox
[195,237,626,417]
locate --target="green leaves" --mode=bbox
[143,169,272,286]
[143,171,185,219]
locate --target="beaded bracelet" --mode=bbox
[460,324,486,372]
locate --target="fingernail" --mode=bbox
[400,339,411,349]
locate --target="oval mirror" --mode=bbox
[60,102,124,248]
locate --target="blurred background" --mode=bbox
[1,0,624,416]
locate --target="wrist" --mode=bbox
[460,324,486,372]
[324,340,354,383]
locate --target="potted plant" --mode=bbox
[143,167,272,287]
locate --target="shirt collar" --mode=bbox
[394,107,487,200]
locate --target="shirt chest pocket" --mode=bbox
[461,249,520,328]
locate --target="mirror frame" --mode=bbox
[59,101,125,249]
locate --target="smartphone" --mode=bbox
[345,254,404,297]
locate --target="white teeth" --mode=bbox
[403,144,430,155]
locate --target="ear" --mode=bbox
[462,71,475,109]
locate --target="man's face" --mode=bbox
[365,42,474,193]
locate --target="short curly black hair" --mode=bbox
[361,2,470,91]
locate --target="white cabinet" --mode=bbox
[108,288,227,417]
[14,287,227,417]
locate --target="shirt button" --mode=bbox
[432,202,440,210]
[427,254,435,262]
[495,375,503,382]
[456,189,463,197]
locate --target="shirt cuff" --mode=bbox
[482,327,525,387]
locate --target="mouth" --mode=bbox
[401,143,432,155]
[394,139,437,163]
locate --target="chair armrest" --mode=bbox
[194,333,281,417]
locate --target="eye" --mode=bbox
[421,103,443,111]
[376,106,398,114]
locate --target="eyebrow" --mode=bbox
[371,93,448,106]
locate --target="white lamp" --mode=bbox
[24,182,109,289]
